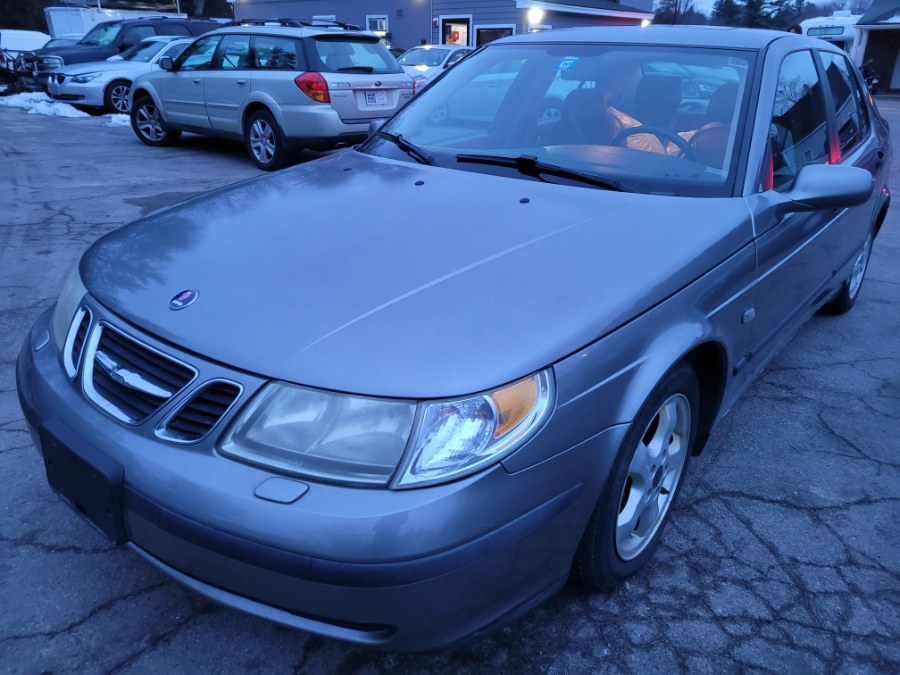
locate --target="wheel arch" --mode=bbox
[241,94,283,132]
[681,341,728,456]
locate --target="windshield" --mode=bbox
[121,39,168,62]
[399,48,449,67]
[362,43,754,197]
[80,23,122,47]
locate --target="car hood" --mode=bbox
[82,151,752,398]
[59,58,145,75]
[35,45,114,63]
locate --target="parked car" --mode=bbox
[48,36,192,113]
[128,22,414,169]
[0,29,49,83]
[22,17,220,91]
[17,27,890,652]
[398,44,472,88]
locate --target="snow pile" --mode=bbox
[0,91,51,108]
[0,91,90,118]
[104,113,130,127]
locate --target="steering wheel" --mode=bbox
[611,125,698,161]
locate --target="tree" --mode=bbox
[654,0,702,25]
[742,0,773,28]
[769,0,807,30]
[710,0,743,27]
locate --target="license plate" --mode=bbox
[40,428,127,544]
[365,90,388,106]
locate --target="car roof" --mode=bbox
[496,25,808,50]
[211,25,378,39]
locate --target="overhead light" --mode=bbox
[527,8,545,25]
[641,19,651,28]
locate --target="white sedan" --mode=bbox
[47,36,191,113]
[398,44,472,89]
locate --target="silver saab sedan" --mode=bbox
[16,26,891,652]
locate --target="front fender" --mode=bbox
[502,240,757,474]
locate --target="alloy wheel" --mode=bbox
[110,84,130,113]
[616,393,691,561]
[249,119,276,164]
[848,234,872,300]
[136,103,165,141]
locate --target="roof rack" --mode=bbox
[228,18,363,30]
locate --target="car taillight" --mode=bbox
[295,72,329,103]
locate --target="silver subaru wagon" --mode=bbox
[128,21,414,169]
[18,26,890,651]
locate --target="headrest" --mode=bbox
[707,82,739,123]
[635,74,682,109]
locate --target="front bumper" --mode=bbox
[48,74,105,108]
[16,303,625,651]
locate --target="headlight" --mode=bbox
[220,383,417,486]
[51,263,88,351]
[396,371,554,488]
[71,72,101,83]
[220,370,554,489]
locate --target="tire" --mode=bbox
[245,109,287,171]
[131,96,181,147]
[573,362,700,590]
[822,231,873,315]
[105,79,131,114]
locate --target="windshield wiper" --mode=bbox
[455,153,628,192]
[337,65,374,73]
[375,131,436,166]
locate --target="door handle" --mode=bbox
[236,79,247,86]
[876,149,885,168]
[192,78,201,85]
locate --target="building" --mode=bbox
[232,0,654,51]
[852,0,900,92]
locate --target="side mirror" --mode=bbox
[782,164,873,211]
[368,118,386,136]
[159,56,174,71]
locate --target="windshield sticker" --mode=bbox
[555,57,579,72]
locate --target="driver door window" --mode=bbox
[177,36,221,71]
[769,50,830,191]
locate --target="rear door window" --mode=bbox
[156,24,191,37]
[252,35,301,70]
[769,50,830,191]
[120,25,156,48]
[820,51,869,156]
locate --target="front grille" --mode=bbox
[159,381,242,442]
[63,307,91,378]
[83,324,196,425]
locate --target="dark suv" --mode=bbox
[22,17,220,91]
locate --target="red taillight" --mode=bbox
[295,72,329,103]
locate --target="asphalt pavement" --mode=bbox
[0,101,898,674]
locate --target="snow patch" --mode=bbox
[28,100,91,118]
[104,113,131,127]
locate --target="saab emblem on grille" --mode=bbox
[169,289,198,311]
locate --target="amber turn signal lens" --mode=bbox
[490,376,539,438]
